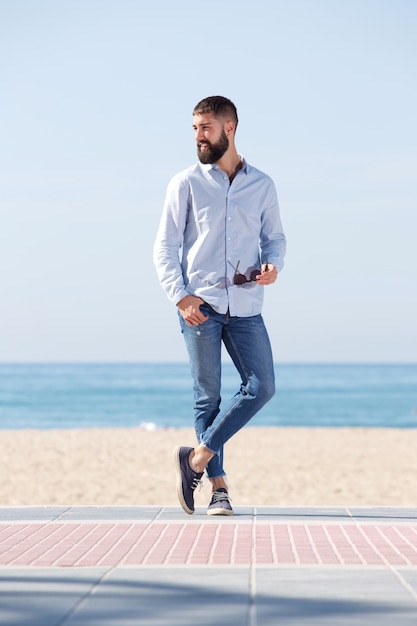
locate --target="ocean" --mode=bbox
[0,363,416,430]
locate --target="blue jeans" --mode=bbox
[179,303,275,479]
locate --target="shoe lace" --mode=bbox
[191,477,203,491]
[211,490,231,503]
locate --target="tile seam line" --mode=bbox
[286,523,300,564]
[355,523,417,602]
[269,522,278,564]
[71,523,122,567]
[49,523,103,567]
[0,523,30,547]
[375,526,412,566]
[339,524,367,565]
[2,523,73,565]
[117,519,169,565]
[0,524,13,538]
[305,524,323,565]
[117,520,164,565]
[392,526,417,556]
[185,524,204,565]
[208,524,222,565]
[153,507,166,521]
[345,506,354,521]
[55,566,114,626]
[248,506,256,626]
[142,524,171,565]
[51,506,73,522]
[322,525,344,564]
[33,523,94,566]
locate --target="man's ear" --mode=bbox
[225,121,235,136]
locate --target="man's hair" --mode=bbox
[193,96,238,130]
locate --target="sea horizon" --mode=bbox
[1,360,416,365]
[1,362,416,431]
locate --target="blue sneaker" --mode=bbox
[174,446,203,514]
[207,488,233,516]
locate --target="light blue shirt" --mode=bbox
[153,158,286,317]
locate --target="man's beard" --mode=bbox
[197,130,229,164]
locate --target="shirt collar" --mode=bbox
[199,156,248,175]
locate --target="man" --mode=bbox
[153,96,286,515]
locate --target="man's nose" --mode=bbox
[195,128,205,141]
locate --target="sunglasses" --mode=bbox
[233,260,268,285]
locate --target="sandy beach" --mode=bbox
[1,427,416,507]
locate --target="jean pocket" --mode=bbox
[199,302,213,317]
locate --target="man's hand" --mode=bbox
[256,263,278,285]
[177,295,209,327]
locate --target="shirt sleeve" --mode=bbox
[153,174,190,306]
[259,179,287,272]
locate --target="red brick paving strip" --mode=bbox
[1,522,417,567]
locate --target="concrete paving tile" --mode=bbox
[156,506,255,522]
[255,567,417,625]
[397,568,417,597]
[0,507,69,522]
[0,507,416,625]
[252,507,352,523]
[64,567,251,626]
[0,567,108,626]
[58,506,163,521]
[347,508,417,524]
[157,506,353,523]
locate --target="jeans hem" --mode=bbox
[206,472,227,479]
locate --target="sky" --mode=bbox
[1,0,416,363]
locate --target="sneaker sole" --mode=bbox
[207,507,234,516]
[173,445,194,515]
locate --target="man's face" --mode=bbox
[193,113,229,164]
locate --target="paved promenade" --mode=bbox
[0,506,417,625]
